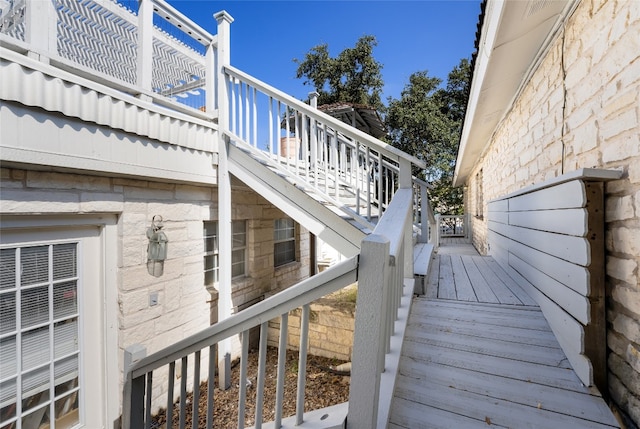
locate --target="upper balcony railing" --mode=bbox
[0,0,217,117]
[223,65,427,227]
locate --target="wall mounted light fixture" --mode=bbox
[147,215,168,277]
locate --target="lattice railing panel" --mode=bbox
[0,0,26,41]
[1,0,210,110]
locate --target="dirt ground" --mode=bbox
[151,347,350,428]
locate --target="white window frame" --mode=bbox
[274,218,296,267]
[204,220,247,287]
[0,219,115,429]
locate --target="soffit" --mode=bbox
[453,0,576,187]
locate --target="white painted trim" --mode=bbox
[489,168,622,201]
[453,0,506,186]
[0,215,118,428]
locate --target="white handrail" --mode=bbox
[224,65,425,169]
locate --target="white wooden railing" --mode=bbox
[123,258,358,428]
[223,65,426,224]
[434,214,467,247]
[122,188,417,429]
[0,0,217,116]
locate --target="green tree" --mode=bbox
[386,58,471,214]
[294,35,384,109]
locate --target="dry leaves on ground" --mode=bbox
[152,347,350,428]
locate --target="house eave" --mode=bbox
[453,0,579,188]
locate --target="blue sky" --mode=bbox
[168,0,481,104]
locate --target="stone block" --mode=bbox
[606,194,635,221]
[26,171,111,191]
[609,352,640,397]
[612,285,640,315]
[610,227,640,256]
[607,329,628,357]
[628,343,640,373]
[0,189,80,213]
[175,184,212,202]
[612,312,640,343]
[607,256,637,284]
[80,192,124,213]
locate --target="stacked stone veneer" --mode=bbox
[0,168,311,414]
[465,0,639,425]
[267,299,355,362]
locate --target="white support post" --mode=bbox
[420,184,429,243]
[136,0,153,95]
[215,10,234,390]
[435,213,441,248]
[399,158,413,278]
[26,0,56,63]
[348,234,389,429]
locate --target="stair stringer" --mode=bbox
[227,143,368,258]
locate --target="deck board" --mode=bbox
[390,299,619,428]
[390,242,619,428]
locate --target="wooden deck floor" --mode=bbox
[390,245,620,428]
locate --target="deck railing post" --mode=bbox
[122,344,147,429]
[136,0,153,94]
[399,159,413,278]
[419,183,429,243]
[215,10,234,390]
[348,234,389,428]
[435,214,441,248]
[26,0,56,63]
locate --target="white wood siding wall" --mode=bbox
[487,173,615,392]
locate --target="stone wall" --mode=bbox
[465,0,639,425]
[0,167,313,414]
[267,290,356,362]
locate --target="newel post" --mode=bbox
[26,0,56,63]
[398,159,413,278]
[420,184,429,243]
[136,0,153,94]
[348,234,389,428]
[214,10,234,390]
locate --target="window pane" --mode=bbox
[20,246,49,286]
[0,378,16,419]
[0,292,16,334]
[203,221,217,237]
[22,326,50,371]
[53,281,78,320]
[232,221,246,249]
[1,336,17,377]
[274,241,295,267]
[22,365,50,412]
[231,249,245,278]
[54,355,79,391]
[55,394,79,424]
[21,286,49,328]
[54,318,78,358]
[52,243,77,280]
[204,236,218,253]
[0,248,16,290]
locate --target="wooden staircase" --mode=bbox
[227,138,376,257]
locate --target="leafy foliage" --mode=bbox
[386,59,471,214]
[294,37,471,215]
[294,35,384,110]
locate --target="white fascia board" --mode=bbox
[453,0,506,188]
